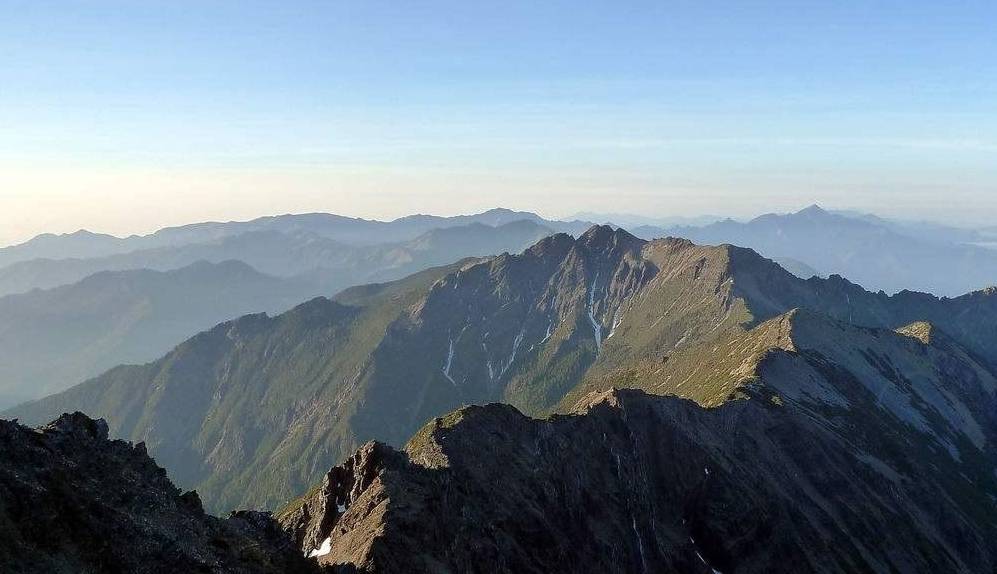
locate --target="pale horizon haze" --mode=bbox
[2,1,995,246]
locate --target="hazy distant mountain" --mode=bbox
[307,219,557,286]
[0,208,591,270]
[634,205,997,296]
[0,219,557,296]
[396,207,592,235]
[772,256,821,279]
[11,227,997,515]
[0,231,346,296]
[0,220,555,407]
[831,209,991,246]
[569,211,723,229]
[0,230,134,269]
[0,260,322,409]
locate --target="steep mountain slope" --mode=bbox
[0,219,555,296]
[637,205,997,296]
[6,227,674,510]
[281,312,997,572]
[6,263,472,512]
[0,260,322,409]
[9,227,997,514]
[0,412,318,574]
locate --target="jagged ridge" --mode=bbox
[282,381,997,573]
[0,413,318,573]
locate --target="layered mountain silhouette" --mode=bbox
[6,205,995,417]
[0,208,571,268]
[635,205,997,296]
[0,217,558,407]
[9,227,997,525]
[0,218,558,296]
[0,260,321,409]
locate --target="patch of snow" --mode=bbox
[337,503,347,513]
[606,307,624,340]
[588,272,602,351]
[690,536,722,574]
[307,537,332,558]
[631,516,647,573]
[498,327,526,379]
[674,329,692,348]
[541,320,554,343]
[481,340,495,381]
[442,336,457,386]
[704,467,710,476]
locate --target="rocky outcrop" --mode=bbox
[0,412,319,574]
[283,350,997,572]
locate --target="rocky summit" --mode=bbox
[0,412,318,574]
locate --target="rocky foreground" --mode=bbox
[0,412,319,574]
[281,381,996,573]
[3,364,995,574]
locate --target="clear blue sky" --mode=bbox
[1,0,995,244]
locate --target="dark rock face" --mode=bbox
[0,412,319,574]
[283,385,997,573]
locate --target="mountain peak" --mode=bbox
[579,223,614,240]
[796,204,828,217]
[525,232,575,258]
[40,411,110,442]
[578,225,642,252]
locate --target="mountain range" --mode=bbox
[0,218,557,407]
[0,217,560,297]
[0,260,319,409]
[10,226,997,522]
[0,208,590,271]
[5,205,996,411]
[634,204,997,296]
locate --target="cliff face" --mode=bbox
[0,412,319,574]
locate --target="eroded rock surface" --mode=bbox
[0,412,319,574]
